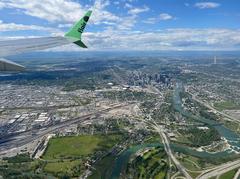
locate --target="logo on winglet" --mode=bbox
[84,16,89,22]
[78,22,86,33]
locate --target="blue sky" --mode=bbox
[0,0,240,51]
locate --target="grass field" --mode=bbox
[44,160,82,174]
[154,171,166,179]
[214,101,240,111]
[144,135,162,143]
[179,156,201,171]
[178,154,214,173]
[219,169,238,179]
[43,134,122,160]
[41,134,123,177]
[188,171,202,178]
[127,147,168,179]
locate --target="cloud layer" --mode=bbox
[0,0,239,51]
[0,20,60,33]
[195,2,220,9]
[82,28,240,51]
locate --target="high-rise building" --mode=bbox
[214,56,217,64]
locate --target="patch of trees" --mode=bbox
[3,153,32,163]
[199,110,218,121]
[183,126,221,147]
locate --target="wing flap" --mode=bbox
[0,58,25,71]
[0,37,70,57]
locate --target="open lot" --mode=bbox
[43,134,123,160]
[214,101,240,111]
[41,134,123,177]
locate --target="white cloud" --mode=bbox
[91,0,120,25]
[143,17,157,24]
[116,15,136,30]
[195,2,220,9]
[0,21,61,33]
[125,3,133,9]
[78,28,240,51]
[1,0,239,51]
[144,13,174,24]
[2,0,83,22]
[3,28,240,51]
[128,6,149,15]
[58,24,72,28]
[159,13,173,20]
[0,0,151,35]
[0,2,6,9]
[0,0,119,24]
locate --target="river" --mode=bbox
[174,82,240,152]
[110,142,235,179]
[110,82,240,178]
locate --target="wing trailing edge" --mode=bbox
[0,58,25,71]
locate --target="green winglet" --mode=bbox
[64,10,92,48]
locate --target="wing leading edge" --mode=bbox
[0,10,92,71]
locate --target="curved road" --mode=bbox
[197,159,240,179]
[152,123,192,179]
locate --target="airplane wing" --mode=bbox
[0,58,25,71]
[0,10,92,71]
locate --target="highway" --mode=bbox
[189,92,238,122]
[193,70,240,85]
[0,104,126,154]
[197,159,240,179]
[152,123,192,179]
[141,87,192,179]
